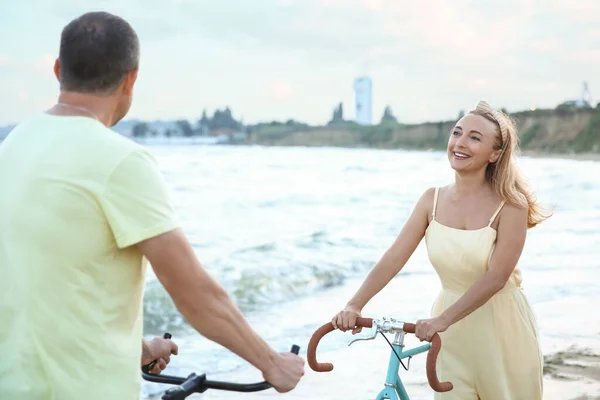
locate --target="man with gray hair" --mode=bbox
[0,11,304,400]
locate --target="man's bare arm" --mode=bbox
[136,228,304,392]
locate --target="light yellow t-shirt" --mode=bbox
[0,113,179,399]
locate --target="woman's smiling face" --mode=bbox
[447,113,502,173]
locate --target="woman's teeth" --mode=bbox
[453,152,470,159]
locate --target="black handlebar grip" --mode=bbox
[162,373,205,400]
[291,345,300,355]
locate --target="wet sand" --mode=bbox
[543,346,600,400]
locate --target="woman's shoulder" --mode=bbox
[415,185,452,214]
[419,186,440,203]
[420,184,453,197]
[496,192,528,227]
[499,191,528,211]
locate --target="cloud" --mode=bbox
[588,28,600,40]
[318,0,384,10]
[528,39,561,54]
[0,0,598,126]
[571,50,600,63]
[147,0,532,78]
[36,54,56,73]
[543,0,600,22]
[268,80,294,101]
[4,54,56,76]
[17,90,28,104]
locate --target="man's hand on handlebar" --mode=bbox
[142,336,179,374]
[262,351,305,393]
[331,305,363,334]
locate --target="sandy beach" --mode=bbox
[543,347,600,400]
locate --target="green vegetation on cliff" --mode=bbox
[245,104,600,154]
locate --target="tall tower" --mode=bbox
[353,76,372,125]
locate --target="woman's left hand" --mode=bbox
[415,317,449,342]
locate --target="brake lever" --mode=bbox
[348,325,378,346]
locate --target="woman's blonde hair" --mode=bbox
[469,101,552,228]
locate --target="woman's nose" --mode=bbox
[455,135,468,147]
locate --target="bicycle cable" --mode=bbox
[378,332,411,371]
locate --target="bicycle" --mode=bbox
[307,317,454,400]
[142,333,301,400]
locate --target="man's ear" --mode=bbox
[53,58,60,82]
[121,69,138,96]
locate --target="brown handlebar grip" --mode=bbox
[307,318,373,372]
[402,323,453,392]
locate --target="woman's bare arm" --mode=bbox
[333,187,435,331]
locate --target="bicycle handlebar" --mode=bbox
[142,333,300,399]
[307,317,453,393]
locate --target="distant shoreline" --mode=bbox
[236,142,600,162]
[2,136,600,163]
[519,150,600,162]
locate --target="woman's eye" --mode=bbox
[452,131,460,136]
[471,136,481,141]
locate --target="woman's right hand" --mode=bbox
[331,305,363,334]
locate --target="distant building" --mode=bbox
[353,76,372,125]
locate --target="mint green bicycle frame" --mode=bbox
[373,333,431,400]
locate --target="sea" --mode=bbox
[140,144,600,400]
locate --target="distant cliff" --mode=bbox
[243,106,600,155]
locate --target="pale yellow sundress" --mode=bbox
[425,187,543,399]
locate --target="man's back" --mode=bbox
[0,113,177,399]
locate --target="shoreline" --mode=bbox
[520,150,600,162]
[241,143,600,162]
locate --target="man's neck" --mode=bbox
[53,92,116,127]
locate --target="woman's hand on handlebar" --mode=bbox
[262,351,305,393]
[415,317,449,342]
[331,305,363,334]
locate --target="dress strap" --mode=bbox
[432,187,440,220]
[488,200,506,227]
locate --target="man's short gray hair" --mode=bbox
[58,11,140,94]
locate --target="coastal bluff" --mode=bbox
[243,106,600,155]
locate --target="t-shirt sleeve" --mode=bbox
[100,148,179,248]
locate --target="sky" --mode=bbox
[0,0,599,127]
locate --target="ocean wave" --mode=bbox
[142,230,379,335]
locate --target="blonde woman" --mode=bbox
[331,101,551,399]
